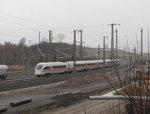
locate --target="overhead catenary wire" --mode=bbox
[0,11,110,30]
[0,24,109,31]
[0,11,103,31]
[0,32,23,37]
[0,11,49,28]
[0,11,136,53]
[0,15,38,31]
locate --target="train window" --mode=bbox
[87,63,96,65]
[43,66,51,70]
[53,65,66,69]
[75,64,85,66]
[36,65,43,70]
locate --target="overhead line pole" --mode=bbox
[135,33,139,55]
[111,24,114,62]
[148,27,150,62]
[49,30,52,62]
[103,36,106,67]
[116,29,118,61]
[39,31,41,44]
[110,23,120,62]
[38,31,42,62]
[148,26,150,76]
[98,44,100,60]
[140,29,143,72]
[73,30,76,70]
[49,30,52,43]
[133,47,137,63]
[80,30,83,60]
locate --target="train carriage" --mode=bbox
[85,60,98,69]
[35,59,117,77]
[35,62,68,76]
[74,61,87,71]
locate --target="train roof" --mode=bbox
[36,59,115,67]
[36,62,66,66]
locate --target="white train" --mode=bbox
[35,59,119,77]
[0,65,8,80]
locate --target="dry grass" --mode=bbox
[62,68,126,86]
[63,73,105,86]
[114,81,150,96]
[8,65,25,70]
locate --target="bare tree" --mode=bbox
[19,37,26,47]
[56,34,65,43]
[103,47,150,114]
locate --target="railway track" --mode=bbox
[8,68,34,73]
[7,68,34,79]
[0,67,122,92]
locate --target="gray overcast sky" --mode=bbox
[0,0,150,52]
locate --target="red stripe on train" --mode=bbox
[42,68,69,72]
[42,64,106,73]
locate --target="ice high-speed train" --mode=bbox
[35,59,119,77]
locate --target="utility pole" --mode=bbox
[49,30,52,62]
[14,47,17,65]
[133,47,137,63]
[98,44,100,60]
[115,29,118,61]
[49,30,52,43]
[2,47,4,64]
[148,27,150,62]
[39,31,41,44]
[135,33,139,54]
[148,26,150,76]
[79,30,83,60]
[110,23,120,62]
[73,30,76,70]
[27,46,29,76]
[140,29,143,72]
[38,31,42,62]
[21,44,24,76]
[103,36,106,67]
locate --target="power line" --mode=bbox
[0,15,38,31]
[50,24,108,30]
[0,24,109,31]
[0,28,41,30]
[0,11,115,31]
[0,32,23,37]
[0,11,49,28]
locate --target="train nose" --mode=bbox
[35,70,41,75]
[35,70,45,76]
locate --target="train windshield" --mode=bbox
[36,65,43,70]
